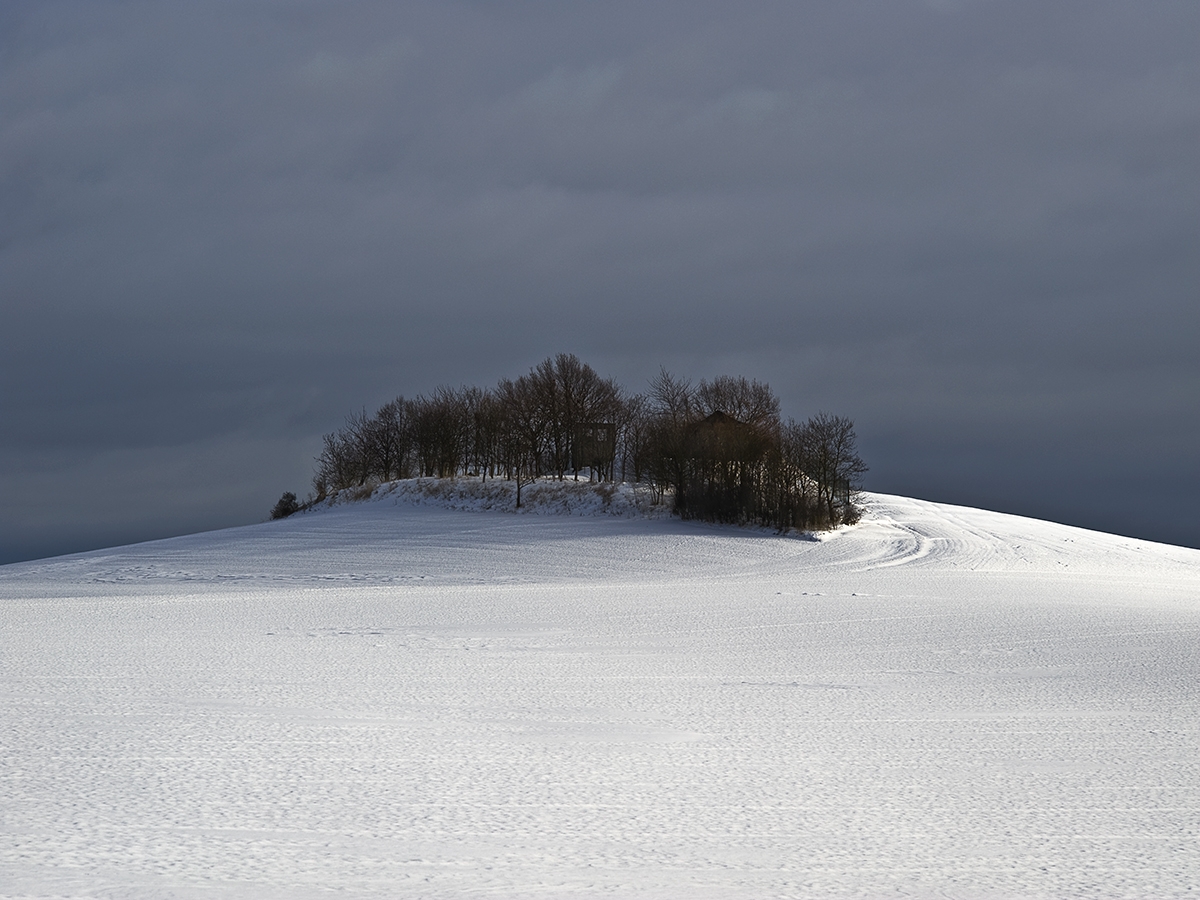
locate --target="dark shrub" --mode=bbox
[270,491,300,520]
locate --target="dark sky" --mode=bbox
[2,0,1197,564]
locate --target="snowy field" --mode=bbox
[2,485,1199,898]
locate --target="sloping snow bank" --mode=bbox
[3,493,1200,898]
[314,475,670,518]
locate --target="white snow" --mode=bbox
[2,487,1199,898]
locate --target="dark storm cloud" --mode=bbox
[2,0,1197,562]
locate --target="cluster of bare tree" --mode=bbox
[288,353,866,529]
[638,371,867,530]
[311,354,624,507]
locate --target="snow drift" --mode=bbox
[2,489,1198,898]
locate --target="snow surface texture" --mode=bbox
[2,486,1199,899]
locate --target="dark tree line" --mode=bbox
[309,354,625,506]
[639,370,866,530]
[284,353,866,529]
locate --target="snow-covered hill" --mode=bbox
[2,490,1199,898]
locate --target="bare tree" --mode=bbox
[617,392,652,485]
[527,353,622,480]
[644,368,694,501]
[648,367,694,427]
[366,398,412,482]
[313,428,358,497]
[497,374,546,507]
[466,387,503,479]
[794,412,867,525]
[408,388,470,478]
[695,375,780,430]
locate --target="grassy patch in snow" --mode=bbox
[315,476,670,518]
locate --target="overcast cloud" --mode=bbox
[2,0,1197,563]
